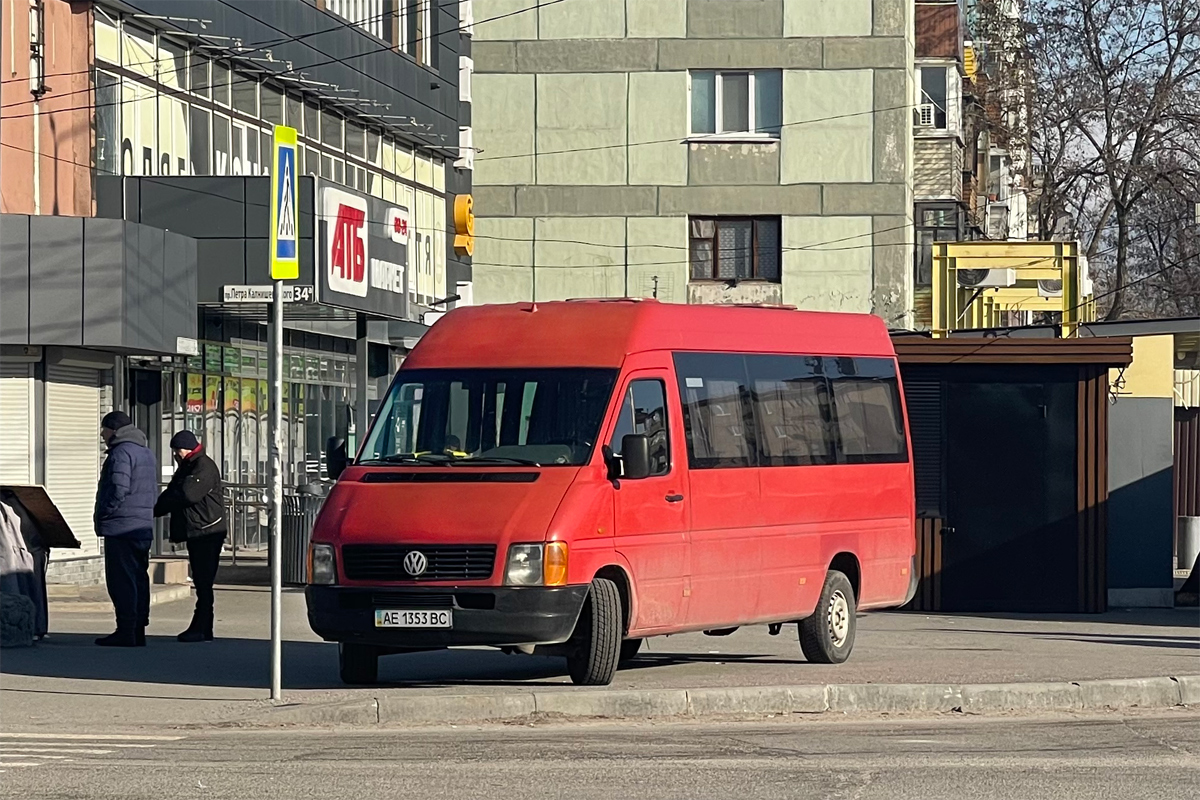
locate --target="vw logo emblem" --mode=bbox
[403,550,428,577]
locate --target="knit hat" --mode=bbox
[169,430,200,451]
[101,411,132,431]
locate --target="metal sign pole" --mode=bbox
[267,124,298,703]
[269,281,284,702]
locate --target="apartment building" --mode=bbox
[470,0,915,326]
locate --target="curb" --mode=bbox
[49,584,193,614]
[254,674,1200,728]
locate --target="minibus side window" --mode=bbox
[673,353,755,469]
[747,354,837,467]
[823,357,907,463]
[610,380,670,476]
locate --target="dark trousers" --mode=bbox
[104,535,151,629]
[187,534,225,628]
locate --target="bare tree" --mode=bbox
[1035,0,1200,318]
[976,0,1200,318]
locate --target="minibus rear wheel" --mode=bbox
[566,578,623,686]
[339,642,380,685]
[799,570,857,664]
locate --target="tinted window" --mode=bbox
[610,380,670,476]
[673,353,753,468]
[748,355,837,466]
[674,353,907,469]
[825,357,908,463]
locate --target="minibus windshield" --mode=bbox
[358,368,619,467]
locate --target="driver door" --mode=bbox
[609,362,691,632]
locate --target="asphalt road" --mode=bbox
[2,711,1197,799]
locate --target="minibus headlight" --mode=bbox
[504,544,544,586]
[309,543,337,585]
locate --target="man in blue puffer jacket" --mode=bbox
[94,411,158,647]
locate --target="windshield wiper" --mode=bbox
[358,454,453,466]
[454,456,543,467]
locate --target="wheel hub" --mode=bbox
[827,590,850,647]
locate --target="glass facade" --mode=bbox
[92,8,450,302]
[159,313,364,489]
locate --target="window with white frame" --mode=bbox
[402,0,435,66]
[459,56,473,103]
[325,0,389,42]
[916,65,961,134]
[690,70,782,138]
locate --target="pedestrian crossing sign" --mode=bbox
[270,125,299,280]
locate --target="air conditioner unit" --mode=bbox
[1037,257,1091,298]
[917,104,935,127]
[957,268,1017,288]
[1037,278,1063,298]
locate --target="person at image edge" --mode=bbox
[155,430,228,642]
[94,411,157,647]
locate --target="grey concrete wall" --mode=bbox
[471,0,915,322]
[1108,397,1176,598]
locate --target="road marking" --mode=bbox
[0,733,182,742]
[0,732,180,772]
[1,754,72,759]
[2,747,114,755]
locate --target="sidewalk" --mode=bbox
[1,586,1196,730]
[47,583,193,613]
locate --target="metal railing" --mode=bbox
[154,481,329,581]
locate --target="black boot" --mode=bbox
[136,626,147,647]
[177,614,213,642]
[96,627,138,647]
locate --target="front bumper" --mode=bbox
[305,584,589,649]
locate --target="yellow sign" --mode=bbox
[270,125,299,280]
[453,194,475,257]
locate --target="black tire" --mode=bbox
[566,578,622,686]
[618,638,643,666]
[799,570,857,664]
[339,642,380,685]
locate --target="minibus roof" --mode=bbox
[405,299,895,370]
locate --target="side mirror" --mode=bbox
[620,434,652,480]
[325,437,348,480]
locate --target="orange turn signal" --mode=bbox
[544,541,569,586]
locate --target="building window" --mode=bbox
[95,72,120,175]
[189,57,209,98]
[211,62,231,107]
[189,106,211,175]
[689,217,782,282]
[916,205,960,287]
[325,0,389,42]
[690,70,782,137]
[232,77,258,118]
[916,65,960,132]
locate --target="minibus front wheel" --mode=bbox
[339,642,380,685]
[799,570,857,664]
[566,578,623,686]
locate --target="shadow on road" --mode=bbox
[898,608,1199,628]
[0,634,810,692]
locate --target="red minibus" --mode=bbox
[306,300,917,685]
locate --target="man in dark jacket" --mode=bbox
[94,411,157,647]
[155,431,227,642]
